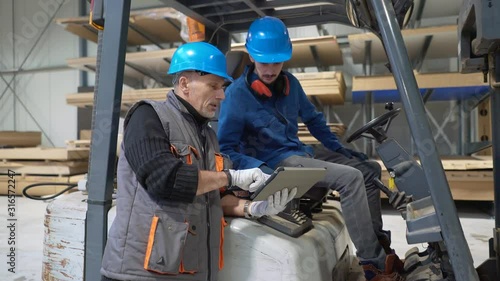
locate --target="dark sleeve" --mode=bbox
[124,104,198,203]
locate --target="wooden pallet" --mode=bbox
[0,160,88,176]
[65,140,91,149]
[0,147,89,161]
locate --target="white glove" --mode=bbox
[249,187,298,218]
[229,168,270,192]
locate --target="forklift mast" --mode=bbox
[84,1,498,281]
[459,0,500,280]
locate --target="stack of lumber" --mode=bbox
[65,140,91,149]
[0,131,41,148]
[66,88,169,110]
[376,156,493,201]
[75,130,124,156]
[66,71,346,111]
[0,147,89,197]
[298,123,347,144]
[348,25,459,64]
[55,7,184,46]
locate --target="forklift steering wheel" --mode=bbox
[346,108,401,144]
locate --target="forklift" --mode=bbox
[41,0,500,280]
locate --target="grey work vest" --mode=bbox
[101,91,228,281]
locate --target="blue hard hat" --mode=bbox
[168,42,233,82]
[245,16,292,63]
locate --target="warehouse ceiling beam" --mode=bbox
[160,1,350,33]
[241,0,266,17]
[201,3,272,17]
[218,5,348,28]
[159,0,219,30]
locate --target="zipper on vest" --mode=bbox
[205,197,211,280]
[199,126,212,281]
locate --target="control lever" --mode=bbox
[373,178,412,218]
[385,102,394,111]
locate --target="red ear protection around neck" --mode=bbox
[245,64,289,98]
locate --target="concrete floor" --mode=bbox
[0,195,495,281]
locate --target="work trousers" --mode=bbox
[313,145,385,239]
[277,148,386,269]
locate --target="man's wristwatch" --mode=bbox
[222,169,232,189]
[243,201,253,219]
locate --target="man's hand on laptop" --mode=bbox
[249,187,297,218]
[229,168,270,192]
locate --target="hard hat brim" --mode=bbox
[168,68,233,82]
[249,52,292,64]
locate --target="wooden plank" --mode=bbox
[65,140,91,149]
[440,159,493,170]
[352,72,488,92]
[80,130,92,140]
[298,136,321,144]
[66,88,170,108]
[348,25,458,64]
[0,131,42,147]
[0,147,89,161]
[0,161,88,176]
[55,7,183,45]
[0,174,85,197]
[293,72,340,80]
